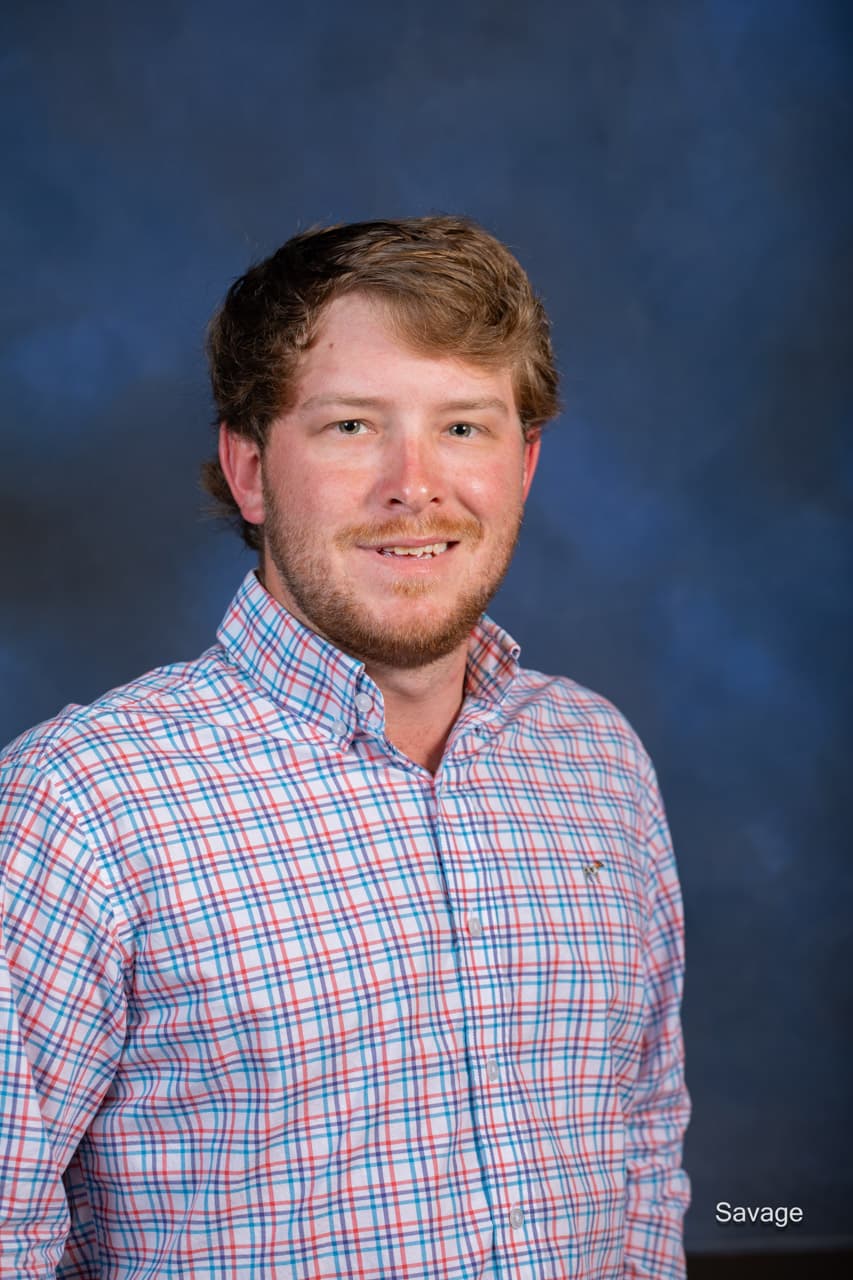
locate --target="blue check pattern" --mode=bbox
[0,570,689,1277]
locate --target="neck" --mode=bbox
[256,567,470,774]
[363,648,469,774]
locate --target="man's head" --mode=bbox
[204,216,560,668]
[203,217,559,545]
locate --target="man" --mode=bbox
[0,217,690,1277]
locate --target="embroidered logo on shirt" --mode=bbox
[582,860,604,882]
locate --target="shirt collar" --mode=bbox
[217,570,521,742]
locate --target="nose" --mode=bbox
[378,430,444,514]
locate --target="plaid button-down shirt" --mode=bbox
[0,571,689,1278]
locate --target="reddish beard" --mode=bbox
[259,478,523,669]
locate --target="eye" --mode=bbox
[333,419,369,436]
[448,422,478,438]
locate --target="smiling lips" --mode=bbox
[358,536,460,561]
[378,542,450,559]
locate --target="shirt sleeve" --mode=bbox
[0,755,129,1278]
[623,753,691,1278]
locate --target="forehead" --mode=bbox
[292,292,518,410]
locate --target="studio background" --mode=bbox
[3,0,851,1263]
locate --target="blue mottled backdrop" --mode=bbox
[3,0,851,1256]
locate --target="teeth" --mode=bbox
[380,542,449,558]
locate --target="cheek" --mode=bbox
[283,479,369,548]
[462,462,525,510]
[265,450,347,518]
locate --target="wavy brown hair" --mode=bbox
[202,216,561,550]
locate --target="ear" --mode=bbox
[218,425,265,526]
[521,430,542,503]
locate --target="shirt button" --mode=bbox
[486,1058,500,1082]
[354,693,372,713]
[509,1207,525,1230]
[468,915,484,938]
[331,718,348,736]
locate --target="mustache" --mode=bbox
[336,516,483,547]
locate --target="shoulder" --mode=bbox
[0,647,226,796]
[500,666,665,816]
[504,667,675,882]
[510,665,650,764]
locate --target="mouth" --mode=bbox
[377,540,455,558]
[358,540,460,567]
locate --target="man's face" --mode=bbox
[234,292,540,669]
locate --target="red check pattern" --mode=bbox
[0,571,689,1278]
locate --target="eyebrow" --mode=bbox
[298,393,511,415]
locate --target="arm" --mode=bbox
[0,755,128,1278]
[623,755,691,1278]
